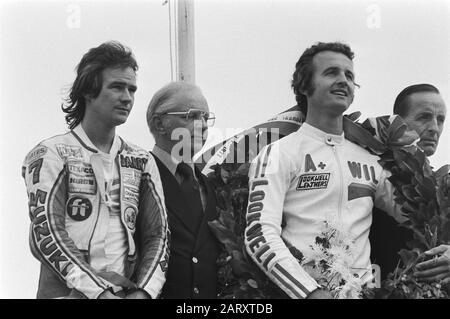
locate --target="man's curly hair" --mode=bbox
[61,41,138,129]
[291,42,354,116]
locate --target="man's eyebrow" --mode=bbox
[322,66,354,75]
[415,110,432,116]
[322,66,338,73]
[107,80,137,89]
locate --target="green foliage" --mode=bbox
[352,115,450,299]
[207,160,288,299]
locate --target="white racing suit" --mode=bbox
[245,123,401,298]
[22,125,169,299]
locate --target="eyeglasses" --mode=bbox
[157,108,216,126]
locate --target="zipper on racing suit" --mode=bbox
[331,142,344,221]
[86,153,108,263]
[87,200,102,263]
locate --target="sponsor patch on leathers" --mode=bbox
[67,162,97,194]
[123,186,139,205]
[124,206,137,230]
[296,173,330,190]
[66,196,93,221]
[56,144,84,160]
[122,169,141,188]
[25,145,48,165]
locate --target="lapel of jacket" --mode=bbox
[152,153,198,236]
[194,166,218,248]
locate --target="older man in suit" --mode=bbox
[146,81,219,298]
[370,83,449,283]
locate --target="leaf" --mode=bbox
[208,220,240,252]
[440,220,450,243]
[345,111,362,122]
[236,163,251,176]
[247,279,258,289]
[220,167,230,184]
[388,120,407,142]
[386,116,420,148]
[343,116,386,155]
[401,184,419,202]
[218,208,236,231]
[436,165,450,180]
[398,249,419,267]
[229,250,254,278]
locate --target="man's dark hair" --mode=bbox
[291,42,354,116]
[393,84,440,117]
[62,41,138,129]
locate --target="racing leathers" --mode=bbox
[245,122,402,299]
[22,125,170,299]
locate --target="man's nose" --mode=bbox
[121,89,132,102]
[427,117,439,134]
[201,116,208,128]
[335,70,346,82]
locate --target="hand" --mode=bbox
[306,289,333,299]
[414,245,450,284]
[98,290,123,299]
[125,289,150,299]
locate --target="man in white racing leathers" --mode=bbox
[22,42,169,299]
[245,42,402,299]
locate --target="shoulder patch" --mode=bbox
[24,145,47,165]
[56,144,84,160]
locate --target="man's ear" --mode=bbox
[297,84,307,96]
[152,116,168,136]
[299,82,312,96]
[84,93,94,104]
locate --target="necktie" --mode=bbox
[176,162,203,232]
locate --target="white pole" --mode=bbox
[177,0,195,83]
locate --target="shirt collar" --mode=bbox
[152,145,197,177]
[300,122,344,145]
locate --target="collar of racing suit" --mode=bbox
[299,122,345,146]
[72,124,122,155]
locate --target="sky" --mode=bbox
[0,0,449,298]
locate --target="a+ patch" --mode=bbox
[318,162,326,169]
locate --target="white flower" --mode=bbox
[298,218,366,298]
[328,260,352,282]
[333,275,363,299]
[303,242,327,266]
[302,264,324,281]
[328,245,353,262]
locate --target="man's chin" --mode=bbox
[419,143,436,157]
[112,116,129,127]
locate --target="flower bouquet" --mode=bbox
[293,219,372,299]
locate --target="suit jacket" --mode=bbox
[153,155,220,299]
[370,207,413,280]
